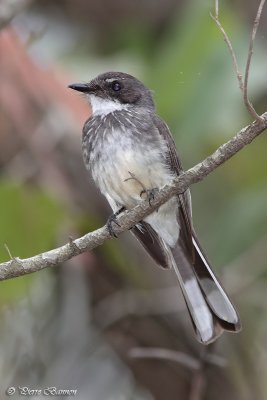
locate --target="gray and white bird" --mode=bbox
[68,71,241,344]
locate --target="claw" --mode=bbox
[140,188,159,206]
[106,207,125,238]
[107,216,120,238]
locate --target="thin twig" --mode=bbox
[128,347,226,370]
[210,10,244,92]
[211,0,266,123]
[189,370,206,400]
[0,112,266,281]
[4,244,13,260]
[189,346,215,400]
[243,0,266,123]
[129,345,225,400]
[215,0,219,19]
[128,347,201,370]
[124,171,147,194]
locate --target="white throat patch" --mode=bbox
[88,94,128,116]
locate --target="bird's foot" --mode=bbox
[140,187,159,206]
[124,171,146,191]
[107,207,125,238]
[124,171,159,207]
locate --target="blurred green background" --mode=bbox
[0,0,267,399]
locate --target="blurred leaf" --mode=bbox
[79,214,146,286]
[145,3,255,163]
[0,181,66,303]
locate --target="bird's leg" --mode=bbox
[140,188,159,206]
[124,171,159,207]
[107,207,126,238]
[124,171,147,192]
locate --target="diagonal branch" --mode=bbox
[0,113,266,281]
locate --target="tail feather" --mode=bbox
[192,235,241,331]
[171,240,241,345]
[130,218,241,344]
[171,245,221,344]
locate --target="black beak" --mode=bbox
[68,81,101,94]
[68,83,90,93]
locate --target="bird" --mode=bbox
[68,71,241,344]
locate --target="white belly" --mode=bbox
[92,137,180,247]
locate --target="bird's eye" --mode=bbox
[111,81,121,92]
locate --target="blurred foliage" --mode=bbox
[78,213,145,285]
[0,181,66,303]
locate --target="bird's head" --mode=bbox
[68,71,155,116]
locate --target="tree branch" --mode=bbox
[0,113,266,281]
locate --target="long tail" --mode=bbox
[170,235,241,345]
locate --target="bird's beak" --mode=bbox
[68,83,90,93]
[68,81,100,93]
